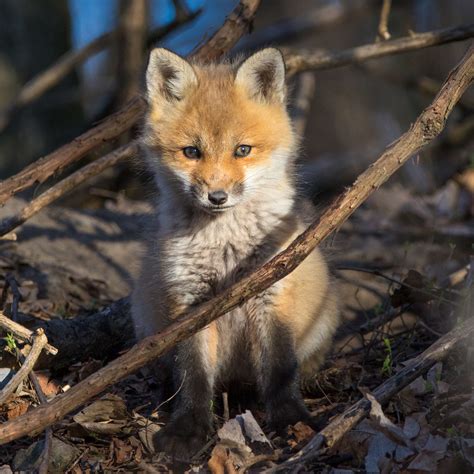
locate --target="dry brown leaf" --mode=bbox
[73,393,129,435]
[208,440,252,474]
[287,421,315,449]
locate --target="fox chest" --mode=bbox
[160,219,275,306]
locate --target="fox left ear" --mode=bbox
[235,48,286,104]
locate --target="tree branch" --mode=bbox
[0,143,137,237]
[0,329,48,405]
[0,21,470,208]
[0,0,260,206]
[0,43,472,446]
[285,23,474,75]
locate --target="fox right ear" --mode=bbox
[146,48,197,104]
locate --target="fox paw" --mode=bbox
[153,418,211,460]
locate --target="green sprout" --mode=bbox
[381,337,393,376]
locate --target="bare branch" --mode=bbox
[0,43,471,446]
[0,329,48,405]
[0,143,137,237]
[0,0,262,207]
[377,0,392,41]
[285,23,474,75]
[0,311,58,356]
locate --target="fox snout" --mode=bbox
[208,190,228,205]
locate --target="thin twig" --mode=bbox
[291,72,316,137]
[0,142,137,237]
[285,23,474,76]
[377,0,392,41]
[0,311,58,356]
[0,43,471,446]
[0,329,48,405]
[29,371,52,474]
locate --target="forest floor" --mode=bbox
[0,144,472,472]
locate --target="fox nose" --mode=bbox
[208,190,228,205]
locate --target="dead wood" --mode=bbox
[376,0,392,41]
[285,23,474,76]
[0,143,137,237]
[1,20,472,208]
[0,0,261,207]
[0,329,48,405]
[0,43,471,446]
[276,316,474,471]
[0,312,57,356]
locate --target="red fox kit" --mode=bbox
[133,47,340,458]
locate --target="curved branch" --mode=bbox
[0,44,472,446]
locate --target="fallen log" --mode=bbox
[0,42,471,445]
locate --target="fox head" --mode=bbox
[143,48,296,214]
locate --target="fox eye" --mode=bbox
[234,145,252,158]
[182,146,201,159]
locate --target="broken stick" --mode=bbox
[0,43,471,446]
[0,329,48,405]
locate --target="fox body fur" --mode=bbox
[132,47,340,458]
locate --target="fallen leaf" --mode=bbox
[287,421,315,449]
[208,439,252,474]
[407,435,448,471]
[73,393,129,435]
[133,413,162,454]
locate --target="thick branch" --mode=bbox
[0,0,261,207]
[285,23,474,75]
[0,143,137,237]
[277,316,474,470]
[0,44,472,446]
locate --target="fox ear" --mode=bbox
[146,48,197,104]
[235,48,286,104]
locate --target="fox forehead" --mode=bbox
[147,64,294,155]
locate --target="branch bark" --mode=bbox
[285,23,474,76]
[376,0,392,41]
[0,0,261,207]
[277,316,474,470]
[0,143,137,237]
[0,329,48,405]
[0,312,57,356]
[0,43,472,446]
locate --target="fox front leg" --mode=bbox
[153,334,215,460]
[252,316,311,432]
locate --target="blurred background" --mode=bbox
[0,0,473,202]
